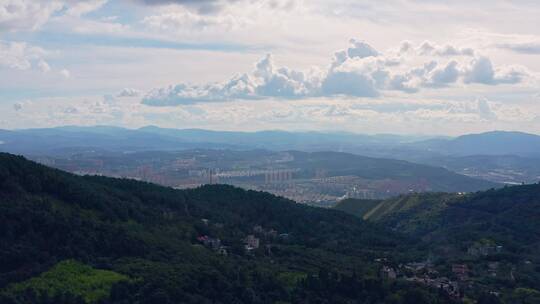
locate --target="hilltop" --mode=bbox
[335,185,540,244]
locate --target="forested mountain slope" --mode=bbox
[336,185,540,245]
[335,186,540,302]
[0,153,450,304]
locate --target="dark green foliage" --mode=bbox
[0,153,450,303]
[334,199,382,219]
[334,185,540,300]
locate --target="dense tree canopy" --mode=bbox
[0,153,450,303]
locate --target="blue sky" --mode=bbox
[1,0,539,135]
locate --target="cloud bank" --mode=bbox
[142,39,530,106]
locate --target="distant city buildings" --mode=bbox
[264,169,294,184]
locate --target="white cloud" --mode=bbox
[142,11,233,32]
[463,56,527,85]
[65,0,108,17]
[37,59,51,73]
[117,88,142,97]
[60,69,71,78]
[142,39,530,105]
[0,0,107,32]
[476,98,497,121]
[1,0,540,134]
[0,41,46,70]
[0,0,63,32]
[416,41,475,57]
[3,93,537,135]
[498,42,540,54]
[345,39,379,59]
[142,54,321,105]
[321,70,380,97]
[429,61,460,86]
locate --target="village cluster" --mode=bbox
[196,219,290,257]
[378,241,507,300]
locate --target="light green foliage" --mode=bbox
[4,260,128,303]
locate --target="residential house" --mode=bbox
[244,234,260,250]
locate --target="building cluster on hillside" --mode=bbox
[407,275,461,299]
[377,259,464,300]
[197,220,290,255]
[253,225,278,238]
[197,235,228,256]
[467,242,503,257]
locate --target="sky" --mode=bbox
[1,0,539,135]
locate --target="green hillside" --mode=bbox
[337,186,540,245]
[335,186,540,302]
[0,153,449,304]
[335,193,459,234]
[333,199,383,219]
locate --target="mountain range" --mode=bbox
[2,126,539,158]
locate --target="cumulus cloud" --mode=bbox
[142,42,385,106]
[463,56,526,85]
[429,61,460,86]
[143,54,317,106]
[415,41,475,57]
[345,39,379,59]
[117,88,142,97]
[142,39,531,106]
[321,70,379,97]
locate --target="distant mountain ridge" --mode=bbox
[412,131,540,157]
[1,127,538,187]
[2,126,538,157]
[0,125,440,155]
